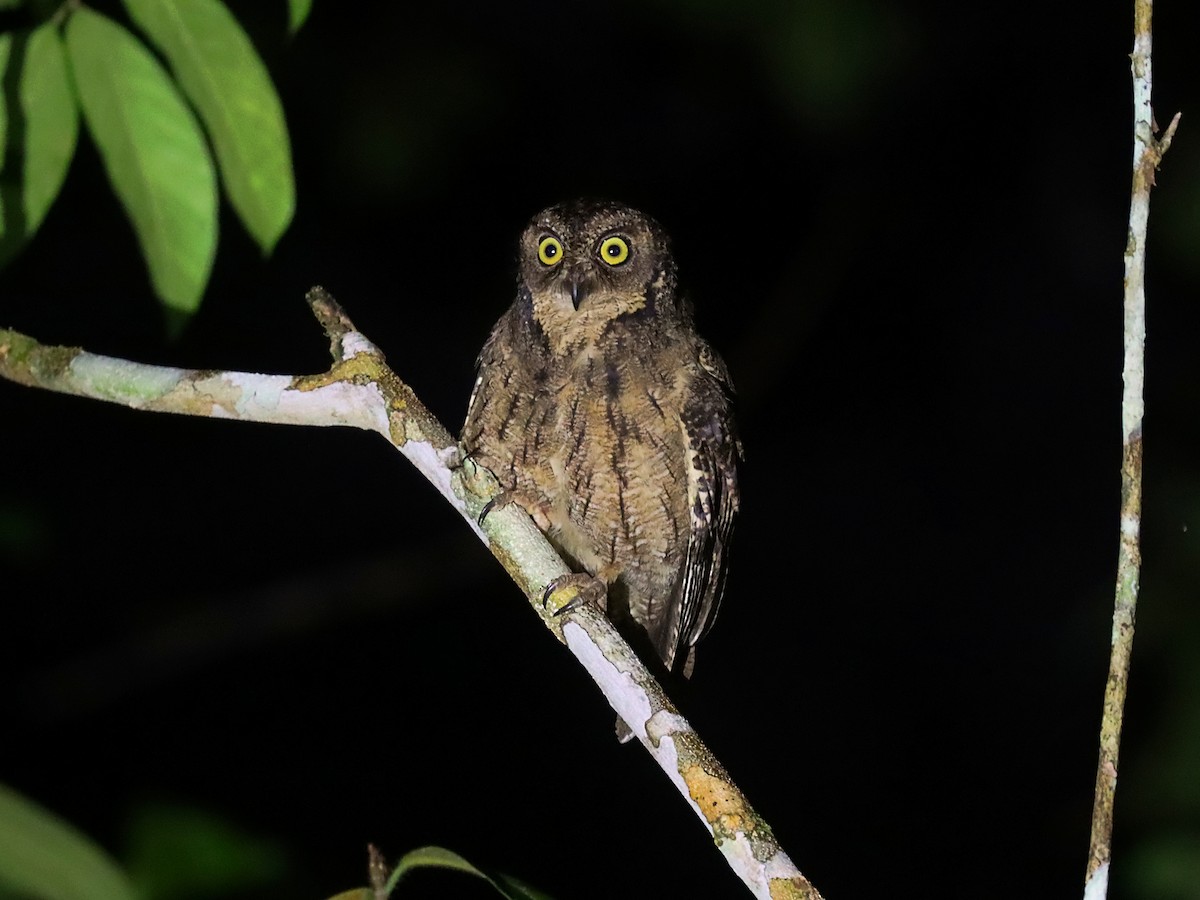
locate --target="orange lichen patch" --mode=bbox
[293,354,383,392]
[770,874,823,900]
[683,763,748,832]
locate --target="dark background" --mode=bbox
[4,1,1200,898]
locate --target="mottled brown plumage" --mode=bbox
[462,199,741,677]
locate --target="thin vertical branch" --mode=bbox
[1084,2,1180,897]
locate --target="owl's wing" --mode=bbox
[461,310,505,442]
[461,339,495,446]
[665,349,742,677]
[461,297,552,491]
[461,303,525,450]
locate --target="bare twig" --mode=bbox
[1084,3,1181,897]
[0,287,819,899]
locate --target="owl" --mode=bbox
[461,199,741,678]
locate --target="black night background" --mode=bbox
[4,1,1200,898]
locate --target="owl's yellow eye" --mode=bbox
[599,236,629,266]
[538,236,563,266]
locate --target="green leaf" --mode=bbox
[0,24,79,267]
[123,0,295,254]
[124,803,287,899]
[287,0,314,35]
[0,783,139,900]
[386,846,553,900]
[65,7,217,319]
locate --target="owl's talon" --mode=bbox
[542,573,607,616]
[477,489,529,527]
[477,496,501,527]
[454,443,485,472]
[477,489,554,531]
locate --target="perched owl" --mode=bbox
[461,199,741,678]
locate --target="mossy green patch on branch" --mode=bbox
[0,330,85,389]
[70,353,187,405]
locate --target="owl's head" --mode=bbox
[517,200,681,339]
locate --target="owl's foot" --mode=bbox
[448,443,468,470]
[542,573,607,617]
[477,489,553,531]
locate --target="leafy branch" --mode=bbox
[0,0,303,324]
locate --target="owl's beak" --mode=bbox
[568,275,585,310]
[563,269,594,310]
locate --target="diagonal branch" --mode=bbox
[0,286,820,900]
[1085,2,1181,897]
